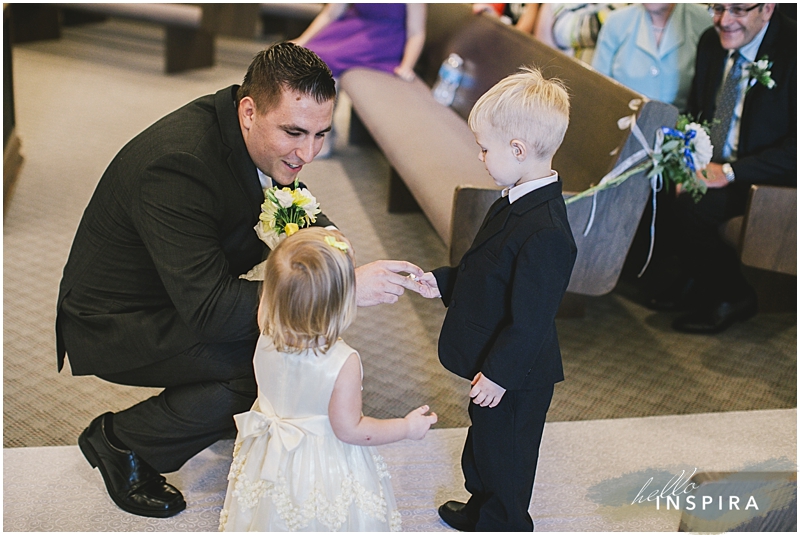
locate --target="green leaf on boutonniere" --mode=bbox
[746,55,776,93]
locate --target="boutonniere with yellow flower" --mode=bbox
[745,55,776,93]
[255,177,321,250]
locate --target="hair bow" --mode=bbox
[324,236,349,253]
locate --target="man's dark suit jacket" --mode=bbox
[687,11,796,188]
[432,181,577,391]
[56,85,331,376]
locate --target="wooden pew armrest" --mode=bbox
[739,185,797,275]
[450,186,502,266]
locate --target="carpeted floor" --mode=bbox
[4,18,796,451]
[3,16,797,534]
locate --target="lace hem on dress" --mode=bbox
[219,443,401,532]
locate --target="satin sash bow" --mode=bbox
[234,398,329,482]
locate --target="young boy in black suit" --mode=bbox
[418,67,577,531]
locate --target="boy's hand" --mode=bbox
[414,272,442,299]
[470,372,506,408]
[404,405,438,440]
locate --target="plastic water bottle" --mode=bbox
[432,53,464,107]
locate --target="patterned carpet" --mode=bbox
[4,19,796,451]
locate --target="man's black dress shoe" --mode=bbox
[78,413,186,518]
[438,500,478,531]
[672,296,757,334]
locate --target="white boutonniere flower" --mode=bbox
[745,55,776,93]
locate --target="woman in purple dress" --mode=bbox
[295,4,427,82]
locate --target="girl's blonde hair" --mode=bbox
[258,227,357,353]
[468,66,570,161]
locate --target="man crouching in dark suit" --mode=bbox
[418,68,577,531]
[649,3,796,333]
[56,43,426,518]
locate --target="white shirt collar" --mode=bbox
[504,171,559,204]
[257,168,272,190]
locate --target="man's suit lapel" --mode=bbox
[740,15,782,142]
[215,86,263,221]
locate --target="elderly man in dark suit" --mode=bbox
[56,43,425,518]
[649,3,796,333]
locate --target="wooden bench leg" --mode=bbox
[348,109,376,147]
[743,267,797,313]
[388,168,421,213]
[61,9,107,27]
[9,4,61,43]
[260,14,308,40]
[4,130,24,217]
[165,26,214,74]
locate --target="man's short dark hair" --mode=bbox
[237,42,336,113]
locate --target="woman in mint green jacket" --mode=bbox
[592,3,711,112]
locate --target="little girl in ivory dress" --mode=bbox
[219,227,437,532]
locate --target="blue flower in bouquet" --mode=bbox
[564,112,713,276]
[651,116,712,201]
[566,114,712,205]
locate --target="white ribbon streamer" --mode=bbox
[583,146,649,236]
[637,173,664,277]
[583,113,656,236]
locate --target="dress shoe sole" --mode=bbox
[78,430,186,518]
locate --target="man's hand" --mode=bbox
[354,260,425,306]
[469,372,506,408]
[696,163,730,189]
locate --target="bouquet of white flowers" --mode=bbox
[255,177,321,250]
[565,113,713,276]
[566,114,713,205]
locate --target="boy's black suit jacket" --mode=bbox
[56,85,331,376]
[432,181,577,391]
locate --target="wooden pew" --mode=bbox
[719,185,797,312]
[11,3,262,73]
[4,3,25,216]
[259,3,323,40]
[341,6,677,298]
[722,185,797,276]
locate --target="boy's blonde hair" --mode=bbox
[468,67,570,161]
[258,227,357,353]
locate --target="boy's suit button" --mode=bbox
[459,263,466,271]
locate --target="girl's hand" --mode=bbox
[404,405,437,440]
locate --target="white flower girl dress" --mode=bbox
[219,336,401,532]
